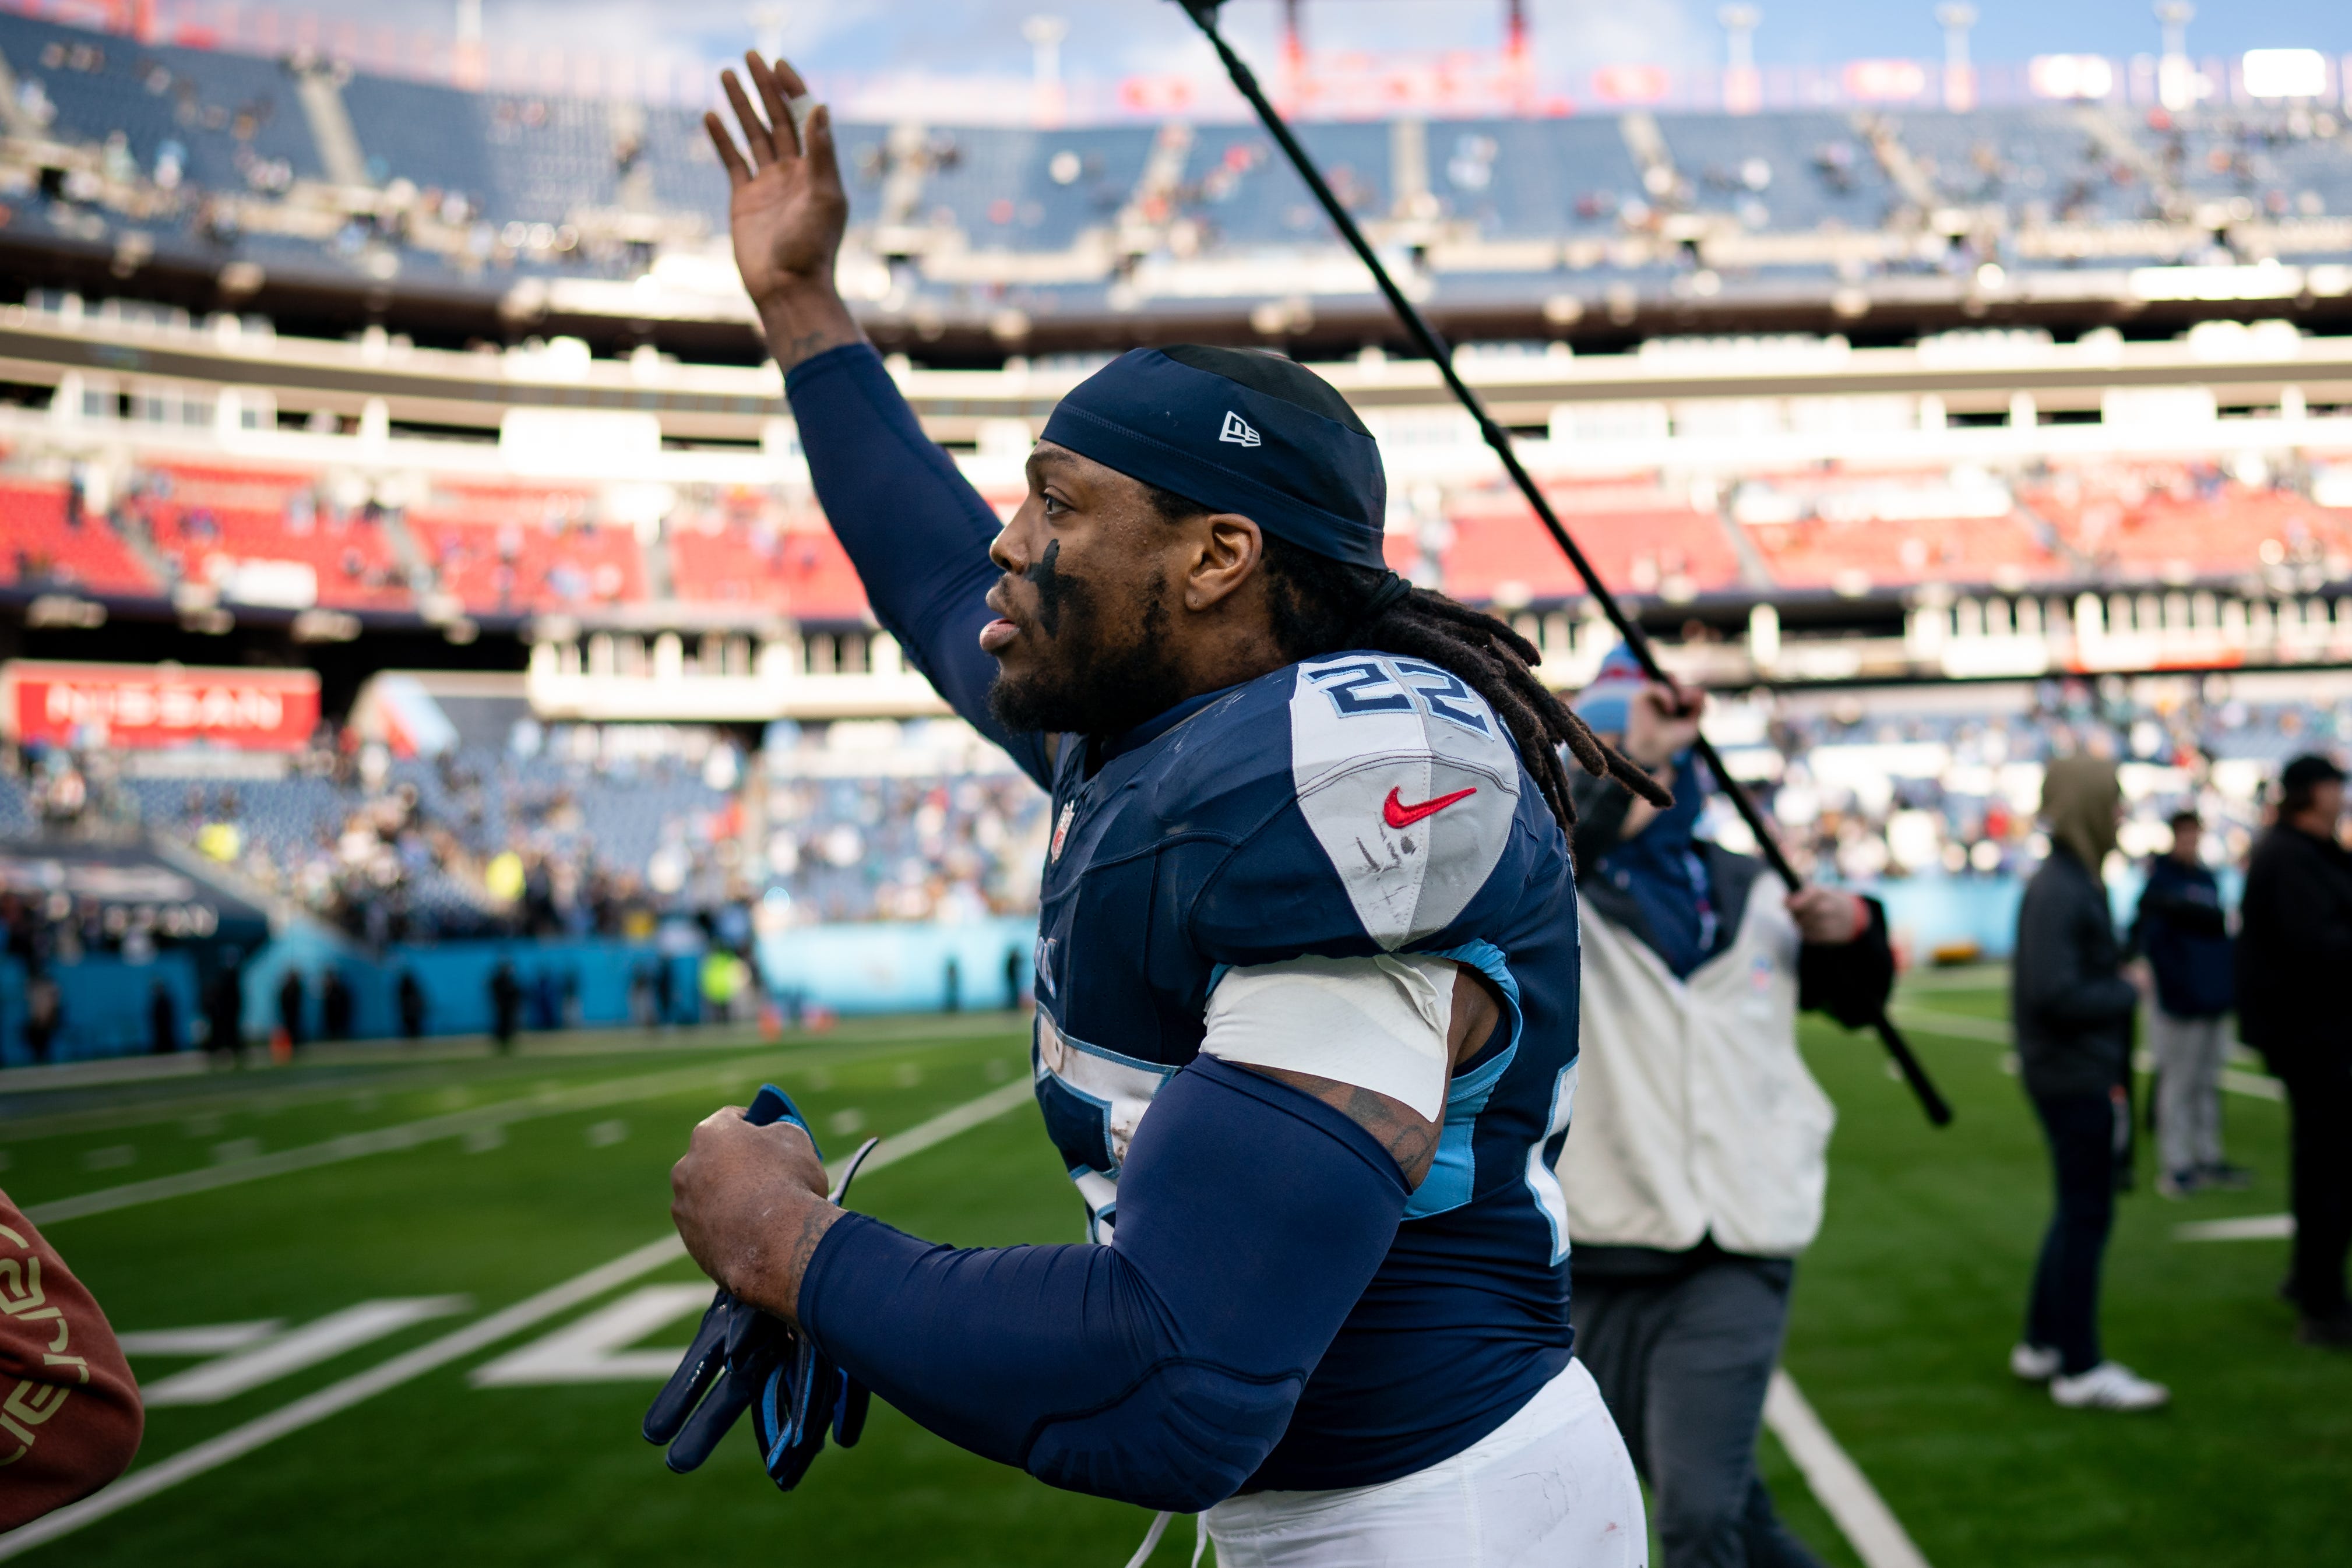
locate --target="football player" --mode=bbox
[670,55,1660,1563]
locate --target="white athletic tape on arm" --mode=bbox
[1201,954,1455,1122]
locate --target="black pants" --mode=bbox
[2027,1091,2119,1375]
[1573,1251,1823,1568]
[2284,1063,2352,1319]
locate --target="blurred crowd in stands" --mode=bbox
[0,714,1054,950]
[2,679,2336,960]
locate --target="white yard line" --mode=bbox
[20,1059,780,1225]
[142,1298,473,1407]
[1764,1369,1933,1568]
[2175,1213,2294,1242]
[0,1077,1038,1560]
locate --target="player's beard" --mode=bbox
[986,554,1188,740]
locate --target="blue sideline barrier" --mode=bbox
[2,917,1040,1065]
[0,865,2244,1066]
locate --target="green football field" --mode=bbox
[1,976,2345,1566]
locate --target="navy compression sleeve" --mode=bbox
[797,1056,1409,1511]
[784,343,1051,785]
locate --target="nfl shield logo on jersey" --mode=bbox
[1051,801,1076,862]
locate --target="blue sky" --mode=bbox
[311,1,2352,83]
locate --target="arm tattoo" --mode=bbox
[1247,1066,1440,1190]
[738,1193,846,1325]
[779,329,836,367]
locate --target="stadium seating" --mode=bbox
[409,482,646,614]
[0,477,161,597]
[0,772,33,838]
[1889,108,2117,217]
[1441,482,1745,601]
[1187,121,1394,247]
[0,12,324,193]
[666,513,870,622]
[914,125,1155,251]
[135,459,413,610]
[335,73,504,209]
[766,767,1048,924]
[1428,116,1642,237]
[1731,467,2066,590]
[1744,510,2060,591]
[2020,462,2352,579]
[1659,112,1895,233]
[2168,111,2352,217]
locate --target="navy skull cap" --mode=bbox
[1039,346,1390,571]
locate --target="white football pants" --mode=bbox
[1198,1358,1646,1568]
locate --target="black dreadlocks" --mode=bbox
[1143,484,1669,838]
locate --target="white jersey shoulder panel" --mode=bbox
[1288,654,1520,950]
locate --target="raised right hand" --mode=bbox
[1624,678,1705,770]
[705,54,859,364]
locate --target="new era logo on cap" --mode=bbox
[1219,410,1262,448]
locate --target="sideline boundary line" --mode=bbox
[0,1077,1038,1560]
[1765,1369,1932,1568]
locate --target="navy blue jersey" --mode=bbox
[788,343,1583,1490]
[1027,655,1583,1486]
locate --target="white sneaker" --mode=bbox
[2050,1361,2170,1411]
[2009,1343,2062,1382]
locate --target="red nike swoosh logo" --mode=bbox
[1383,785,1478,829]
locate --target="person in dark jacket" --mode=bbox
[2235,752,2352,1349]
[1559,663,1896,1568]
[203,953,244,1066]
[2133,809,2243,1197]
[396,970,428,1040]
[319,967,354,1042]
[488,960,523,1052]
[23,969,61,1065]
[147,979,178,1056]
[2009,755,2169,1410]
[276,968,306,1052]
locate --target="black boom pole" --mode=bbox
[1175,0,1951,1125]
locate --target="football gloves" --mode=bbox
[643,1083,879,1490]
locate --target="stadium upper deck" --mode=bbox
[8,10,2352,702]
[5,8,2352,357]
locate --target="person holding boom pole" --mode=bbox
[1557,649,1895,1568]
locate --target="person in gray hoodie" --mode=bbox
[2008,755,2168,1411]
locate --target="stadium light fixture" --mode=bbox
[2153,2,2200,111]
[1172,0,1955,1127]
[1934,4,1976,112]
[1718,4,1762,114]
[2242,48,2327,101]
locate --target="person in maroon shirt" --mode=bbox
[0,1189,142,1529]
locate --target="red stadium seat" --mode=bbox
[409,481,647,614]
[2021,462,2352,579]
[1744,512,2059,590]
[668,512,872,622]
[0,478,160,596]
[1439,484,1744,602]
[1731,467,2063,590]
[139,459,410,611]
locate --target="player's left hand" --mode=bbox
[671,1108,839,1323]
[1786,886,1868,945]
